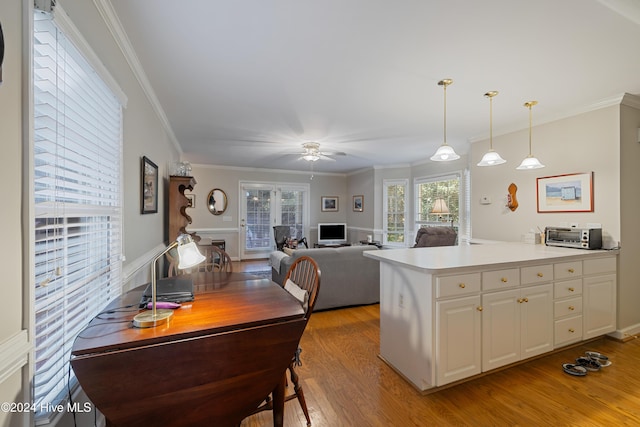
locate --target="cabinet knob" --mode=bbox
[537,272,544,278]
[517,298,523,304]
[569,328,575,333]
[568,287,575,292]
[568,306,575,311]
[568,268,575,273]
[523,297,529,303]
[459,283,466,289]
[501,277,508,283]
[477,306,483,312]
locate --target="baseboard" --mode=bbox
[609,323,640,342]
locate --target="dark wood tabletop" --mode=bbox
[70,271,306,427]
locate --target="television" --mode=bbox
[317,223,348,246]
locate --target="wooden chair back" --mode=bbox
[284,256,321,317]
[210,246,233,273]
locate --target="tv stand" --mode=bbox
[314,243,351,248]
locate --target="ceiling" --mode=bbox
[107,0,640,174]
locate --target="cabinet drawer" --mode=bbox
[584,257,616,275]
[436,273,481,298]
[555,316,583,346]
[554,261,582,280]
[554,297,582,319]
[482,268,520,291]
[521,264,553,285]
[554,279,582,299]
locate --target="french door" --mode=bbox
[239,182,310,259]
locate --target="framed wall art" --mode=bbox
[537,172,594,213]
[321,196,338,212]
[141,156,159,214]
[353,195,363,212]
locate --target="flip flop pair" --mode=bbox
[563,363,587,376]
[586,351,612,367]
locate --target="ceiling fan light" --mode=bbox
[516,155,545,170]
[477,150,506,166]
[302,154,319,162]
[430,144,460,161]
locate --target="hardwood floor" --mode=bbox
[240,298,640,427]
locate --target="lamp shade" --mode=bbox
[431,198,450,214]
[430,144,460,161]
[177,241,207,269]
[477,150,506,166]
[516,155,545,170]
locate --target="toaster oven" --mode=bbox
[545,227,602,250]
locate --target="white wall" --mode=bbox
[619,99,640,333]
[471,106,621,246]
[1,0,30,425]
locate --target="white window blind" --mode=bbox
[33,9,123,418]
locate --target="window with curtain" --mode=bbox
[383,179,407,245]
[414,173,461,231]
[33,8,123,419]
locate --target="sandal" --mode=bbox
[586,351,612,367]
[563,363,587,376]
[576,356,601,371]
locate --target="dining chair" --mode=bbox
[250,255,320,426]
[210,246,233,273]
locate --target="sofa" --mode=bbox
[270,245,380,311]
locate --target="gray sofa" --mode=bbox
[270,245,380,311]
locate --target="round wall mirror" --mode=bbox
[207,188,227,215]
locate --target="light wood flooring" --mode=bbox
[235,260,640,427]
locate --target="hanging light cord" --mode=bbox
[524,101,537,156]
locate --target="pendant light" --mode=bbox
[430,79,460,161]
[477,91,506,166]
[516,101,545,170]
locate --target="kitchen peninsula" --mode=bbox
[364,243,617,391]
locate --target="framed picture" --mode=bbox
[537,172,594,213]
[186,193,195,208]
[321,196,339,212]
[141,156,159,214]
[353,195,364,212]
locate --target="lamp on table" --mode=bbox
[133,234,206,328]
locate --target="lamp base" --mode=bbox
[132,309,174,328]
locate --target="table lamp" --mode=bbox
[133,234,206,328]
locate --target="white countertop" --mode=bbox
[363,242,617,274]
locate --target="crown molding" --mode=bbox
[93,0,182,155]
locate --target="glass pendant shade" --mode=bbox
[430,79,460,162]
[477,91,506,166]
[430,144,460,161]
[516,155,545,170]
[516,100,545,170]
[477,150,506,166]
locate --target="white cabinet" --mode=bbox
[482,284,553,371]
[436,295,481,385]
[370,246,618,393]
[584,274,616,339]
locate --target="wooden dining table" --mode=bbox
[71,271,306,427]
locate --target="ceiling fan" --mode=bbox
[298,142,346,162]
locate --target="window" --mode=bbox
[415,173,461,231]
[32,8,123,419]
[383,179,407,245]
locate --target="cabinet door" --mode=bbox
[520,284,553,359]
[436,296,481,386]
[583,274,616,339]
[482,289,520,371]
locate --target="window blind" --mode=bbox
[33,10,122,418]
